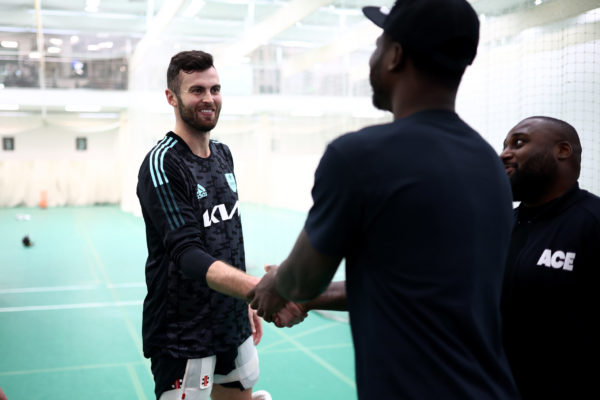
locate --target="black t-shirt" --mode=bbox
[137,132,250,359]
[502,184,600,399]
[305,110,519,399]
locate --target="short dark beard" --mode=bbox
[176,93,217,133]
[369,57,390,112]
[510,151,557,204]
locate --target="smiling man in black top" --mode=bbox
[137,50,302,400]
[500,116,600,399]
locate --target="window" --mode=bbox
[2,137,14,151]
[76,137,87,151]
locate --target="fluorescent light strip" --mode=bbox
[0,112,32,117]
[1,40,18,48]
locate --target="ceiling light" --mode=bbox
[1,41,18,48]
[98,41,113,49]
[29,51,41,59]
[70,35,79,44]
[65,105,102,112]
[49,38,63,46]
[87,44,100,51]
[47,46,61,54]
[534,0,543,5]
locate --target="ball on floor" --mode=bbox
[22,235,33,247]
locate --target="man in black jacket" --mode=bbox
[500,116,600,399]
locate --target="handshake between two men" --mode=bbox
[247,265,347,328]
[247,266,298,327]
[245,229,347,330]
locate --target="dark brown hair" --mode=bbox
[167,50,214,95]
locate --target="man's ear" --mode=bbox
[165,89,177,107]
[556,141,573,161]
[388,42,405,72]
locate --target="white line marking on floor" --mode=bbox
[0,285,97,294]
[265,323,356,388]
[127,363,149,400]
[108,282,146,288]
[260,343,352,355]
[0,300,143,313]
[0,282,145,294]
[0,361,147,377]
[259,321,341,351]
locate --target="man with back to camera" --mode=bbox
[248,1,520,399]
[136,50,305,400]
[500,116,600,399]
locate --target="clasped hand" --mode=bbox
[247,266,307,328]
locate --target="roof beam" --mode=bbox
[282,20,379,79]
[130,0,187,72]
[33,0,47,119]
[213,0,334,64]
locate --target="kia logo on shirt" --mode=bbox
[202,201,239,227]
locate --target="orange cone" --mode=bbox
[39,190,48,209]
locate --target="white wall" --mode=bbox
[0,114,121,207]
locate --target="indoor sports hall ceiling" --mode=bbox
[0,0,572,63]
[0,0,597,115]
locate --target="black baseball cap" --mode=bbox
[363,0,480,71]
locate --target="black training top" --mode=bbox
[502,184,600,399]
[137,131,250,359]
[305,110,520,400]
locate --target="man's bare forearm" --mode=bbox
[301,281,347,311]
[206,260,259,299]
[275,230,341,302]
